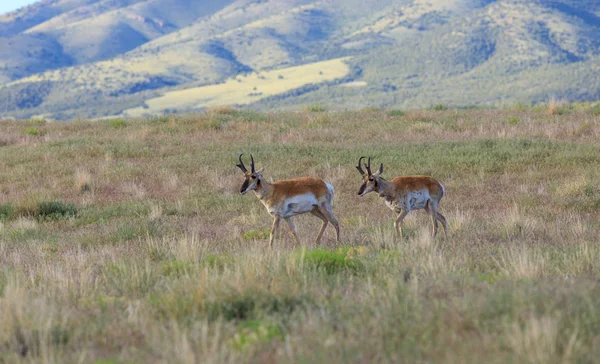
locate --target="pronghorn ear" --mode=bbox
[257,168,265,174]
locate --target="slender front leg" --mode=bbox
[394,210,410,239]
[270,216,281,248]
[284,217,301,246]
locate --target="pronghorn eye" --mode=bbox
[251,175,257,179]
[369,177,374,182]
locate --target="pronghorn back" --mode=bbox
[271,177,330,200]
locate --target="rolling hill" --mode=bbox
[1,0,600,119]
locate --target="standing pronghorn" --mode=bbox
[237,154,340,247]
[355,157,447,239]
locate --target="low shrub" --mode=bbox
[36,201,77,219]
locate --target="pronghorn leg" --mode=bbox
[425,200,439,238]
[269,216,281,248]
[436,212,448,239]
[394,210,410,239]
[310,208,328,246]
[284,217,301,246]
[320,203,340,243]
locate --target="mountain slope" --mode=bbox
[1,0,600,119]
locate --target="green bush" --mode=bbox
[37,201,77,219]
[508,116,520,125]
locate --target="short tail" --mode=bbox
[325,182,335,207]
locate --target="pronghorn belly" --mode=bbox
[405,190,430,210]
[281,193,319,217]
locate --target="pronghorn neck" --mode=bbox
[253,177,273,202]
[376,178,395,199]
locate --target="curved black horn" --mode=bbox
[365,157,372,176]
[250,154,256,173]
[236,154,248,172]
[356,156,366,175]
[378,163,384,175]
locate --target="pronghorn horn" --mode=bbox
[356,156,367,175]
[250,154,256,173]
[378,163,384,175]
[236,154,248,172]
[366,157,372,176]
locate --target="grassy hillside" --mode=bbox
[2,0,600,119]
[1,108,600,361]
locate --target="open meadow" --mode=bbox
[1,106,600,363]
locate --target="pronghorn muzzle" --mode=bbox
[357,182,367,196]
[240,179,250,194]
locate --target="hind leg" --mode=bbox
[320,202,340,243]
[436,212,448,239]
[424,200,439,238]
[311,208,329,246]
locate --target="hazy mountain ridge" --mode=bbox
[1,0,600,119]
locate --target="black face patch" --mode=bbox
[357,182,366,196]
[240,179,249,193]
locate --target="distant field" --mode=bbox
[123,57,351,117]
[0,107,600,362]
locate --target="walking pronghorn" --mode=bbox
[237,154,340,248]
[355,157,447,239]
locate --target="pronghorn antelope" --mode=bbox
[356,157,447,239]
[237,154,340,248]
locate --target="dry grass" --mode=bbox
[0,108,599,362]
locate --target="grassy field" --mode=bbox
[123,58,351,118]
[0,106,600,362]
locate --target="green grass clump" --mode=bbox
[0,204,14,220]
[204,293,308,321]
[430,104,449,111]
[306,104,327,112]
[508,116,520,124]
[36,201,77,219]
[243,229,270,240]
[24,127,43,136]
[108,119,127,128]
[229,320,283,351]
[299,248,365,275]
[388,109,405,117]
